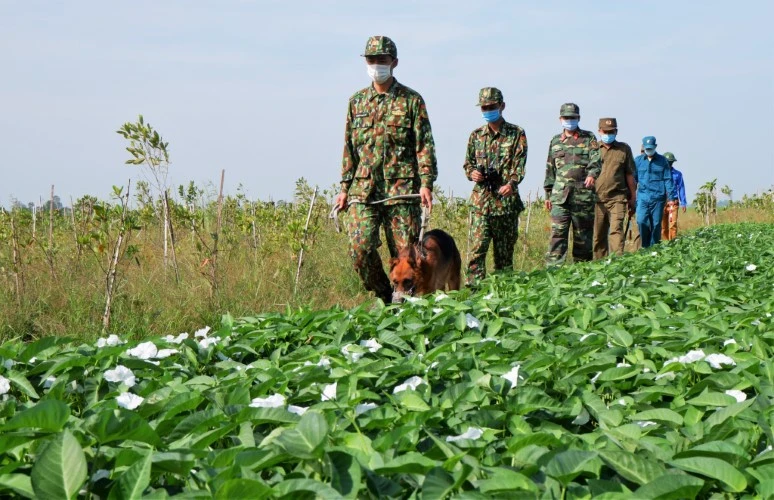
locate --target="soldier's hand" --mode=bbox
[628,196,636,211]
[420,187,433,213]
[584,176,595,188]
[471,170,484,183]
[682,205,687,213]
[334,192,348,211]
[544,199,552,211]
[498,183,513,197]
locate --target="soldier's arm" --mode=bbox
[625,146,637,199]
[543,140,555,197]
[508,129,528,188]
[463,132,476,181]
[586,136,602,179]
[663,159,677,200]
[340,102,357,194]
[678,173,688,206]
[413,96,437,190]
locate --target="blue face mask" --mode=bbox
[482,109,501,123]
[601,134,616,144]
[561,119,579,130]
[644,147,656,156]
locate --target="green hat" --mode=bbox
[560,103,580,118]
[663,152,677,162]
[476,87,504,106]
[362,36,397,58]
[598,117,617,131]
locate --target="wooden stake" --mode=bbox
[294,186,318,295]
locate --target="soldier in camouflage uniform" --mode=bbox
[543,103,601,266]
[463,87,527,285]
[334,36,437,303]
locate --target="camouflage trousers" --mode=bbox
[466,211,519,285]
[592,196,627,260]
[346,202,420,302]
[636,197,666,248]
[546,199,595,266]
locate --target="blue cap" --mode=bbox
[642,136,657,148]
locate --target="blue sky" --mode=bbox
[1,0,772,207]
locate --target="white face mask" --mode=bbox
[367,64,392,84]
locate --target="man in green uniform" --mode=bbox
[334,36,437,303]
[543,103,601,265]
[463,87,527,285]
[592,117,636,259]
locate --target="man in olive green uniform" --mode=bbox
[543,103,601,265]
[592,117,636,259]
[334,36,437,303]
[463,87,527,285]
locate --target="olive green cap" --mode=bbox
[598,117,617,131]
[560,103,580,118]
[663,152,677,162]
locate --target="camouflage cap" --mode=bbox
[559,103,580,118]
[362,36,397,58]
[476,87,504,106]
[598,117,618,131]
[663,152,677,162]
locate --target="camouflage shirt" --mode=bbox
[543,128,601,205]
[463,121,527,215]
[341,79,437,205]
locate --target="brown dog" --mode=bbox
[389,229,462,302]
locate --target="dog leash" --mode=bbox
[329,194,429,240]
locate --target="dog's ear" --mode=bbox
[389,257,399,271]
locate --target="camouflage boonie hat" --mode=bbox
[663,152,677,162]
[559,103,580,118]
[362,36,397,58]
[476,87,504,106]
[598,117,617,131]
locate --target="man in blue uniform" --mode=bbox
[633,136,677,248]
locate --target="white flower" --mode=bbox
[725,390,747,403]
[341,344,363,363]
[723,339,737,346]
[605,259,612,265]
[404,296,422,303]
[3,359,14,370]
[360,339,382,353]
[96,334,125,348]
[250,394,286,408]
[584,294,596,298]
[104,365,136,387]
[591,280,602,287]
[746,264,757,271]
[355,402,379,416]
[643,368,651,373]
[432,308,443,314]
[446,427,484,442]
[465,313,480,329]
[198,337,219,349]
[321,382,337,401]
[636,421,657,428]
[393,376,424,394]
[28,357,37,364]
[429,361,439,369]
[704,353,736,369]
[155,348,178,359]
[617,362,631,367]
[752,320,761,326]
[655,372,676,381]
[163,333,189,344]
[501,365,521,387]
[43,376,57,389]
[737,233,743,237]
[194,326,211,338]
[767,313,772,318]
[651,251,658,256]
[665,349,706,366]
[126,341,158,360]
[0,376,10,395]
[616,398,627,406]
[287,405,308,416]
[424,338,430,345]
[668,278,679,283]
[435,293,449,300]
[479,338,500,344]
[91,469,110,482]
[116,392,144,410]
[304,357,331,369]
[484,293,494,300]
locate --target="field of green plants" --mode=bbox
[1,222,772,498]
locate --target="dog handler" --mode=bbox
[334,36,437,303]
[463,87,527,285]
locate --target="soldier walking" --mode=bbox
[334,36,437,303]
[463,87,527,285]
[660,152,687,241]
[592,117,637,259]
[543,103,601,265]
